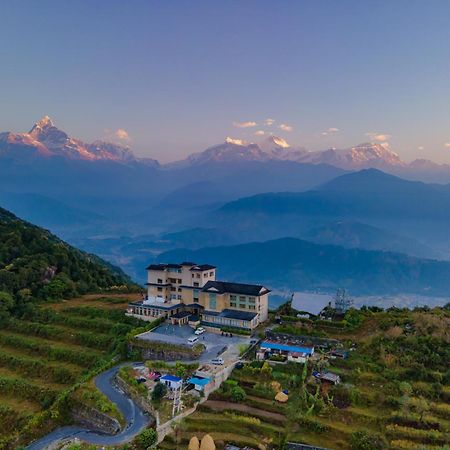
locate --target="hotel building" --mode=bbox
[127,262,270,330]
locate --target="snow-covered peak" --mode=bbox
[29,115,54,134]
[265,135,290,148]
[0,117,154,165]
[225,137,246,146]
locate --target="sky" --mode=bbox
[0,0,449,163]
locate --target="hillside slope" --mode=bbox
[158,237,450,295]
[0,206,134,311]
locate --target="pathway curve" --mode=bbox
[27,364,152,450]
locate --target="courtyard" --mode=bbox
[137,323,250,363]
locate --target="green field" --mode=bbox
[0,294,142,449]
[159,306,450,450]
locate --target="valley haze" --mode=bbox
[1,117,450,307]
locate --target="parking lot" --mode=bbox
[137,323,250,363]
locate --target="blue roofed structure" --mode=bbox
[260,341,314,355]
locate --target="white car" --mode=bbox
[211,357,224,365]
[194,327,205,335]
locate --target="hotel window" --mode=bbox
[248,297,255,303]
[157,278,163,284]
[249,305,256,310]
[193,289,199,302]
[178,287,182,292]
[239,296,245,301]
[193,282,199,287]
[210,271,214,276]
[230,302,237,308]
[196,274,201,278]
[209,293,217,309]
[171,287,176,292]
[177,279,182,283]
[157,287,163,292]
[177,295,182,300]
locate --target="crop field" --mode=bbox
[0,294,141,449]
[160,306,450,449]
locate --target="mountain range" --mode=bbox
[2,116,450,176]
[2,117,450,299]
[0,116,158,166]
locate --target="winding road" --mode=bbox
[27,365,152,450]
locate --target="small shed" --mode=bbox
[188,376,213,392]
[313,371,341,385]
[160,374,183,390]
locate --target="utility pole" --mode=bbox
[334,288,353,314]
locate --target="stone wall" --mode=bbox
[115,374,156,418]
[70,403,121,435]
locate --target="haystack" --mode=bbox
[275,391,288,403]
[270,381,281,392]
[188,436,200,450]
[200,434,216,450]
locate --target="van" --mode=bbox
[187,336,199,345]
[211,357,224,365]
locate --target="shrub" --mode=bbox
[135,428,157,449]
[152,382,167,402]
[231,386,247,402]
[350,431,386,450]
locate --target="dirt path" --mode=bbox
[203,400,286,422]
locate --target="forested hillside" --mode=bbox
[0,206,135,316]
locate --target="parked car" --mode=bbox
[211,357,224,365]
[194,327,205,335]
[235,362,244,369]
[187,336,199,345]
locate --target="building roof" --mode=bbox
[190,264,216,271]
[188,376,212,386]
[260,341,314,355]
[146,262,216,271]
[129,300,182,311]
[202,280,270,296]
[203,308,258,321]
[287,444,331,450]
[313,371,340,383]
[160,374,182,382]
[146,263,182,271]
[172,311,192,319]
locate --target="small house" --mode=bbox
[260,341,314,360]
[160,374,183,390]
[188,376,213,394]
[329,349,349,359]
[313,371,340,385]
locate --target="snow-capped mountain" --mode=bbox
[297,142,404,170]
[0,116,159,166]
[175,136,404,170]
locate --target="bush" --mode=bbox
[231,386,247,402]
[350,431,386,450]
[135,427,157,449]
[152,382,167,402]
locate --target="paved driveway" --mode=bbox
[138,324,249,363]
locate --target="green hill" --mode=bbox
[158,237,450,296]
[0,206,135,317]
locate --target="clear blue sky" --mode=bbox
[1,0,449,162]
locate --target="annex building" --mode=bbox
[127,262,270,330]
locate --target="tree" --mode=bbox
[151,382,167,402]
[135,428,157,449]
[231,386,246,402]
[350,431,385,450]
[0,291,14,322]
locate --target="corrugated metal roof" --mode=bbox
[261,341,314,354]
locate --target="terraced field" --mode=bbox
[0,294,141,449]
[160,306,450,449]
